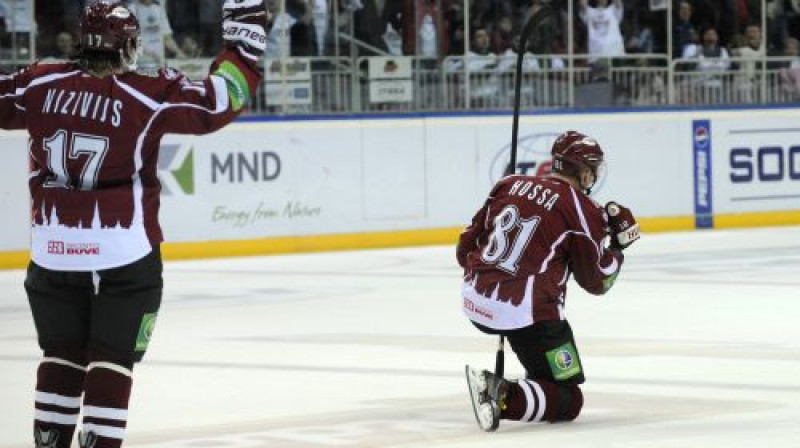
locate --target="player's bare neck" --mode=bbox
[548,173,580,190]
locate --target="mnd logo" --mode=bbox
[158,144,195,196]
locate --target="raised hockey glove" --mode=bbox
[223,0,271,62]
[605,201,640,250]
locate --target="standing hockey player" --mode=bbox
[459,131,640,431]
[0,1,269,447]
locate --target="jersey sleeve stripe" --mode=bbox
[113,78,161,111]
[209,75,231,113]
[26,70,81,91]
[569,187,592,237]
[539,230,579,273]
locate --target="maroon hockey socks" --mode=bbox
[501,379,584,422]
[80,358,134,448]
[34,354,87,448]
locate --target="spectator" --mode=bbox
[767,1,800,52]
[731,23,765,102]
[266,0,297,58]
[778,36,800,99]
[444,26,498,107]
[445,2,465,55]
[683,26,731,71]
[266,0,314,58]
[625,17,654,54]
[682,26,731,102]
[579,0,625,59]
[491,15,514,54]
[680,26,701,59]
[467,27,498,70]
[352,0,389,55]
[198,0,224,55]
[50,31,75,60]
[290,1,317,56]
[129,0,186,69]
[720,0,761,45]
[446,26,496,71]
[179,35,203,59]
[738,23,765,57]
[382,20,403,55]
[416,0,440,58]
[673,0,696,57]
[311,0,331,56]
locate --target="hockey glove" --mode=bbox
[605,201,640,250]
[222,0,271,62]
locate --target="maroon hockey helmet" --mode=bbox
[80,2,140,53]
[552,136,605,190]
[550,130,587,156]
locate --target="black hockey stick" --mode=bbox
[496,2,553,378]
[494,335,505,378]
[508,2,554,175]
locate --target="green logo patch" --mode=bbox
[214,60,250,111]
[546,342,582,381]
[135,313,158,352]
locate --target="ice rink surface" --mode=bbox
[1,226,799,447]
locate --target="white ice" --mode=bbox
[1,226,799,447]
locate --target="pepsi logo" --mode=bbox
[694,126,709,148]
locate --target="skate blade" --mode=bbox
[464,365,500,432]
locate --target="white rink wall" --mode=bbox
[1,106,799,254]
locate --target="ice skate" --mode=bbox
[77,430,98,448]
[465,365,505,431]
[33,428,59,448]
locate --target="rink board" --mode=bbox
[1,106,799,268]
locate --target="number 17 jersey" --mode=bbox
[457,174,624,330]
[0,50,261,271]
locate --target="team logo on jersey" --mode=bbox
[555,350,573,370]
[491,133,607,193]
[135,313,158,352]
[47,241,65,254]
[546,342,582,380]
[158,144,195,195]
[163,67,181,81]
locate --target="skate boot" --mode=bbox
[34,427,60,448]
[465,365,509,432]
[77,430,98,448]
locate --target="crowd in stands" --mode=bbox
[1,1,796,60]
[2,0,800,104]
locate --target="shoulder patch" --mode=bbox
[162,67,182,80]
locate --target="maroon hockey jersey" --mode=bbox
[0,49,261,271]
[458,174,623,330]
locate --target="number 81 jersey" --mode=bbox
[457,174,624,330]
